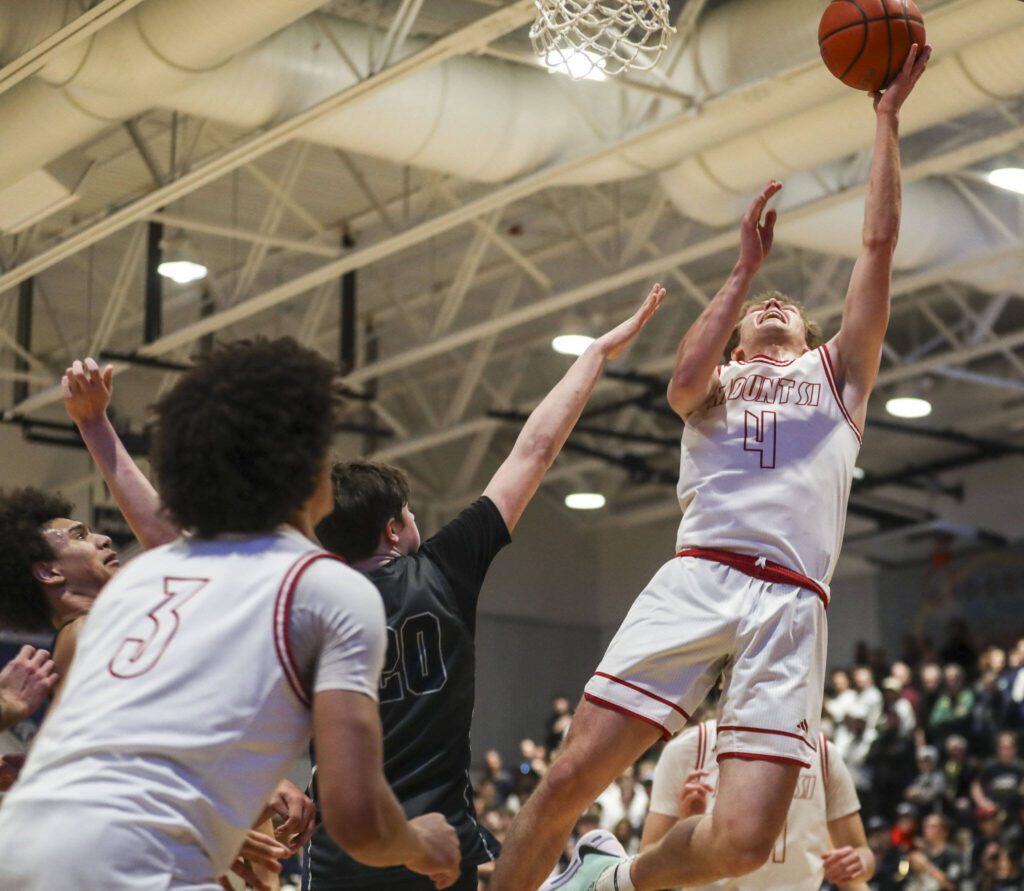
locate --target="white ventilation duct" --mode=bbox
[0,0,331,189]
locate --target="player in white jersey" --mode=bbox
[489,44,931,891]
[0,338,460,890]
[641,720,873,891]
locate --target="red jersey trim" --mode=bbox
[584,693,671,741]
[719,751,811,769]
[818,345,863,444]
[717,724,817,752]
[675,548,829,607]
[273,550,348,708]
[593,672,690,719]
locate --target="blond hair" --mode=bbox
[724,291,823,359]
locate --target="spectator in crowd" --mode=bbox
[837,701,877,800]
[883,676,918,736]
[856,665,886,729]
[827,668,861,727]
[921,664,945,729]
[867,815,908,891]
[929,665,976,748]
[941,619,977,680]
[942,735,978,811]
[544,695,573,754]
[482,750,516,810]
[893,661,923,719]
[905,746,947,816]
[611,818,639,856]
[973,732,1024,818]
[595,768,648,832]
[868,709,919,819]
[975,650,1010,757]
[906,814,962,891]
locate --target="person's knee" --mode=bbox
[713,820,777,877]
[539,754,593,808]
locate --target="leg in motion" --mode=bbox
[489,699,661,891]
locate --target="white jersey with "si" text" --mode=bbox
[676,345,861,593]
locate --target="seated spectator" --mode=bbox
[892,801,919,851]
[482,749,515,808]
[893,660,923,719]
[973,808,1009,876]
[920,663,945,730]
[868,708,920,819]
[837,701,877,799]
[883,676,918,736]
[982,839,1024,891]
[929,664,976,748]
[856,665,886,729]
[544,694,573,754]
[941,735,978,809]
[595,768,648,831]
[973,732,1024,818]
[906,746,947,815]
[906,813,963,890]
[826,668,860,727]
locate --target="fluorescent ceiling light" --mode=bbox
[544,49,607,81]
[157,259,208,285]
[987,168,1024,195]
[565,492,606,510]
[552,334,595,356]
[885,396,932,419]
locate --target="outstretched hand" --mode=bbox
[62,357,114,427]
[739,180,782,272]
[677,769,714,819]
[595,283,666,360]
[822,845,868,883]
[872,43,932,116]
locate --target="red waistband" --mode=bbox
[676,547,829,607]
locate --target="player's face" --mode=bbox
[42,518,119,597]
[394,503,421,555]
[736,297,808,355]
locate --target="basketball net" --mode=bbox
[530,0,674,80]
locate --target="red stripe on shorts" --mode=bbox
[717,725,818,752]
[584,694,671,741]
[675,547,829,607]
[593,672,690,719]
[718,752,811,770]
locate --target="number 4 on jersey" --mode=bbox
[109,578,207,679]
[744,409,777,469]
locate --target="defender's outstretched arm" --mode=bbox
[667,181,780,419]
[483,284,665,533]
[63,358,180,549]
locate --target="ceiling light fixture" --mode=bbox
[565,492,606,510]
[552,334,595,356]
[157,259,208,285]
[885,396,932,419]
[987,168,1024,195]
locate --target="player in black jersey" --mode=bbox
[304,284,666,891]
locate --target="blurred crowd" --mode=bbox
[473,621,1024,890]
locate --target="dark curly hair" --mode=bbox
[150,338,339,538]
[724,291,823,360]
[316,461,410,564]
[0,488,73,631]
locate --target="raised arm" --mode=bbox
[667,181,781,419]
[483,283,665,533]
[832,44,931,422]
[63,358,180,550]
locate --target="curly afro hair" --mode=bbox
[724,291,823,360]
[150,338,339,538]
[316,461,411,563]
[0,488,73,631]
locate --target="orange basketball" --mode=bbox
[818,0,926,92]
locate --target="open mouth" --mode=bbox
[759,309,786,323]
[103,554,120,567]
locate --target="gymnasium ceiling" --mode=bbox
[0,0,1022,570]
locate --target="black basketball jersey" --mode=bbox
[305,497,510,889]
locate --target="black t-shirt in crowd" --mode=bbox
[979,758,1024,811]
[305,497,511,889]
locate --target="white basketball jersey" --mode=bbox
[650,721,860,891]
[676,345,861,588]
[1,529,356,883]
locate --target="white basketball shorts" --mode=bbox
[584,549,828,768]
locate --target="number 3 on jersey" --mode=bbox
[379,612,447,703]
[109,578,207,678]
[744,409,777,469]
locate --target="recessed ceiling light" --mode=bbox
[565,492,606,510]
[157,259,208,285]
[987,168,1024,195]
[552,334,595,356]
[885,396,932,419]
